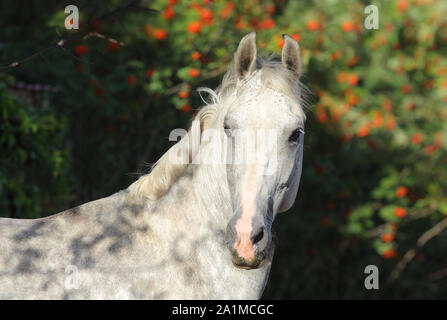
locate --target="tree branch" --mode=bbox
[0,0,157,71]
[385,216,447,286]
[428,266,447,282]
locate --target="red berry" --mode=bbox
[397,0,408,12]
[189,68,200,78]
[178,91,189,99]
[128,75,136,85]
[401,84,412,94]
[191,51,201,61]
[381,234,394,243]
[394,207,407,218]
[411,133,423,145]
[258,19,275,30]
[180,105,192,112]
[347,74,358,86]
[146,69,155,78]
[306,20,320,31]
[200,9,213,25]
[75,45,88,56]
[356,125,370,137]
[396,186,408,198]
[424,144,436,155]
[341,21,355,32]
[220,2,235,19]
[163,6,175,20]
[291,34,301,42]
[382,249,396,259]
[108,41,119,52]
[266,4,275,14]
[187,21,202,34]
[153,29,167,40]
[277,39,284,49]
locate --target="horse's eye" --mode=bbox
[289,129,303,143]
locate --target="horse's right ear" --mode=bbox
[234,32,257,80]
[281,34,302,77]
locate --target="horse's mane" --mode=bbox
[127,54,310,202]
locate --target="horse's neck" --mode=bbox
[171,162,232,225]
[149,163,268,299]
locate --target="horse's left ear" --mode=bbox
[235,32,258,79]
[281,34,302,77]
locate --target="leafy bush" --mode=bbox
[0,81,72,218]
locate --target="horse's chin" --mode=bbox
[231,256,266,270]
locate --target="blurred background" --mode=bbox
[1,0,447,298]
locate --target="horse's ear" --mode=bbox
[235,32,257,79]
[281,34,302,77]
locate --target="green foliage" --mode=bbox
[267,0,447,299]
[0,84,72,218]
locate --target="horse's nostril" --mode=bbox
[252,228,264,244]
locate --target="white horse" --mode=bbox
[0,33,308,299]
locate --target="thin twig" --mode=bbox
[0,0,156,71]
[385,216,447,286]
[83,32,125,46]
[428,267,447,282]
[366,205,436,239]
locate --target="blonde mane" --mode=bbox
[127,54,310,201]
